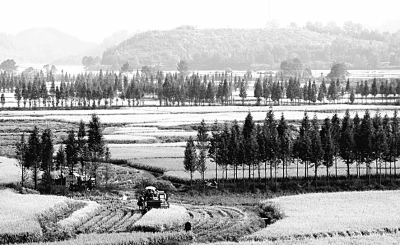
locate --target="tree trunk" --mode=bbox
[315,163,318,187]
[335,157,338,178]
[264,161,267,188]
[326,163,329,186]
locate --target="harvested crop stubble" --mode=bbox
[243,191,400,241]
[58,201,100,230]
[22,231,194,245]
[131,205,190,232]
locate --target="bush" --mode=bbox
[257,202,285,225]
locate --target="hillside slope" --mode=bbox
[0,28,95,64]
[101,28,389,70]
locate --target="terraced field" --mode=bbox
[56,197,262,243]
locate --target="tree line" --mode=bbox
[0,70,397,110]
[15,114,109,192]
[184,109,400,188]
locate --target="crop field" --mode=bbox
[0,157,20,184]
[0,189,75,241]
[131,205,189,231]
[243,191,400,242]
[194,233,400,245]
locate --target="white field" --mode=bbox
[0,157,20,184]
[103,135,156,142]
[109,144,185,160]
[245,191,400,241]
[0,189,69,235]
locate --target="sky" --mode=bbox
[1,0,399,43]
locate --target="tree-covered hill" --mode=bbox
[100,27,390,70]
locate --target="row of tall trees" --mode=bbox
[15,114,108,191]
[184,109,400,188]
[0,69,397,109]
[253,76,400,106]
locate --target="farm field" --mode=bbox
[0,189,72,237]
[0,157,20,184]
[0,105,398,126]
[244,191,400,241]
[195,233,400,245]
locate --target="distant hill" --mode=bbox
[52,30,137,66]
[0,28,96,64]
[100,27,394,70]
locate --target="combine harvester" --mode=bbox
[138,186,169,212]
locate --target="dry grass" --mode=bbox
[244,191,400,241]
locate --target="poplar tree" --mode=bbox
[331,113,341,177]
[391,110,399,176]
[87,114,106,186]
[77,120,87,174]
[208,120,220,181]
[242,112,258,186]
[277,113,291,183]
[340,110,355,178]
[321,117,334,184]
[264,109,278,184]
[239,79,247,105]
[56,145,66,178]
[41,128,54,192]
[15,133,28,187]
[196,119,208,182]
[229,120,242,185]
[254,78,263,105]
[299,112,311,178]
[184,136,197,188]
[309,114,324,187]
[27,126,41,190]
[360,110,374,183]
[65,129,78,174]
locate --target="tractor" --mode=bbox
[137,186,169,212]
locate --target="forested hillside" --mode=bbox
[101,27,392,70]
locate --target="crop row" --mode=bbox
[131,205,189,232]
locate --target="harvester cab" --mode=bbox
[138,186,170,212]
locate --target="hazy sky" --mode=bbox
[2,0,399,43]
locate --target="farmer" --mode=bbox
[184,221,192,232]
